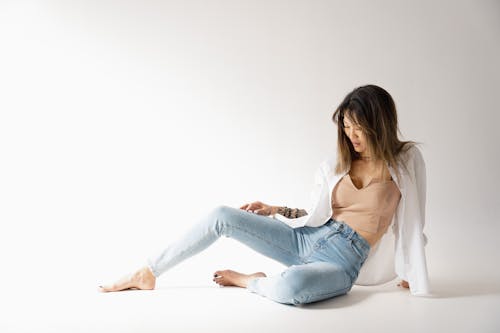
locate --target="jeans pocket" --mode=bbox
[324,229,341,241]
[349,239,364,259]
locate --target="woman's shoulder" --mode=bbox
[398,143,424,164]
[394,144,426,183]
[311,154,338,181]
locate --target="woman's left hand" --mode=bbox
[397,280,409,289]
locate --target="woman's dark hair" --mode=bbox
[331,84,420,182]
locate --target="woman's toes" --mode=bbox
[212,270,224,285]
[213,270,228,285]
[211,269,251,288]
[99,283,122,292]
[212,269,267,288]
[101,277,133,292]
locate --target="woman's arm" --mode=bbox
[240,201,308,218]
[394,145,430,295]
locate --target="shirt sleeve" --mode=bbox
[413,145,428,246]
[394,145,431,296]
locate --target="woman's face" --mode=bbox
[342,115,368,155]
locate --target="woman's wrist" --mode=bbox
[275,206,289,216]
[274,206,308,218]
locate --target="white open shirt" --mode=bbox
[273,145,431,297]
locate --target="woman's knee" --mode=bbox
[274,265,351,305]
[211,205,234,216]
[209,205,239,236]
[272,267,316,305]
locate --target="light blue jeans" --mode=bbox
[147,205,371,305]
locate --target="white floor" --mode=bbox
[3,271,499,333]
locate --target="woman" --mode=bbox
[99,84,430,304]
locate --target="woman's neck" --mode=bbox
[356,153,380,162]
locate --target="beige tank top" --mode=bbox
[331,174,401,235]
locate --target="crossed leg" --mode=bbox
[100,205,352,304]
[100,205,313,292]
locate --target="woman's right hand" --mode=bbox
[239,201,275,216]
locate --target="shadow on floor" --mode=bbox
[299,276,500,308]
[296,286,382,309]
[150,275,500,309]
[423,277,500,299]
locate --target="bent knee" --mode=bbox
[273,284,307,305]
[210,205,239,236]
[276,283,349,305]
[212,205,232,216]
[272,273,313,305]
[275,267,352,305]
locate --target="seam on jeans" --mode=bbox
[352,239,370,260]
[153,239,206,274]
[349,239,364,259]
[302,230,340,263]
[354,237,370,253]
[228,223,307,265]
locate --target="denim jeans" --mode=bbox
[147,205,371,305]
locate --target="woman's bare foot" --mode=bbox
[99,266,156,292]
[212,269,266,288]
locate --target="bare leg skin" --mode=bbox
[212,269,267,288]
[99,266,156,292]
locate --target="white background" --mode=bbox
[1,0,499,331]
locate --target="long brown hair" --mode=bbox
[331,84,421,183]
